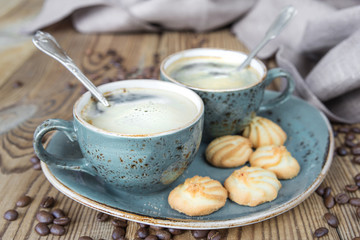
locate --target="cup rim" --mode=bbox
[73,79,204,138]
[160,48,268,92]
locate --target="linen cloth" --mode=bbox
[24,0,360,123]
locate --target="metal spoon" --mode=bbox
[32,31,110,107]
[236,5,297,72]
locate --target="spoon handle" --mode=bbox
[236,6,297,71]
[32,31,110,107]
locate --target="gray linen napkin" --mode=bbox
[232,0,360,124]
[24,0,360,123]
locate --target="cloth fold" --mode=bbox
[23,0,360,124]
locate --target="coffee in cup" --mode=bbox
[33,80,204,193]
[160,48,295,142]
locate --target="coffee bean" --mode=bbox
[323,213,339,228]
[36,210,54,224]
[346,133,356,140]
[145,235,158,240]
[112,227,126,239]
[53,217,71,226]
[192,230,210,239]
[345,184,358,192]
[16,195,32,207]
[316,185,325,196]
[349,198,360,206]
[40,196,55,208]
[50,224,66,236]
[346,140,357,148]
[79,237,93,240]
[167,228,184,235]
[336,147,348,156]
[351,127,360,133]
[96,212,110,222]
[314,227,328,238]
[155,229,171,240]
[51,208,65,218]
[324,195,335,209]
[323,187,332,198]
[356,207,360,218]
[208,230,221,240]
[66,82,76,89]
[137,227,149,238]
[30,156,40,164]
[356,181,360,188]
[150,225,163,230]
[353,156,360,164]
[139,223,149,228]
[4,209,18,221]
[352,147,360,155]
[338,127,350,133]
[335,193,349,204]
[33,163,41,170]
[112,218,128,228]
[354,174,360,182]
[35,223,50,236]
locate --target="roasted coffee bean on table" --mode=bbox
[346,140,357,148]
[338,127,350,133]
[40,196,55,208]
[167,228,184,235]
[144,235,158,240]
[150,225,163,231]
[50,224,66,236]
[314,227,329,238]
[3,209,18,221]
[79,236,93,240]
[316,185,326,196]
[33,162,41,170]
[30,156,40,164]
[323,187,332,198]
[155,229,172,240]
[353,156,360,164]
[336,147,348,156]
[354,174,360,182]
[352,147,360,155]
[349,198,360,206]
[345,184,358,192]
[36,210,54,224]
[324,213,339,228]
[112,218,128,228]
[324,195,335,209]
[335,193,350,204]
[112,227,126,239]
[192,230,210,239]
[16,195,32,207]
[136,227,149,238]
[35,223,50,236]
[352,127,360,133]
[53,216,71,226]
[96,212,110,222]
[51,208,65,218]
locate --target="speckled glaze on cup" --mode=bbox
[33,80,204,194]
[160,48,295,142]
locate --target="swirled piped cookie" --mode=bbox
[250,145,300,179]
[243,116,287,148]
[168,176,228,216]
[205,135,253,168]
[224,166,281,207]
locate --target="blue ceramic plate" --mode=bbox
[41,91,334,229]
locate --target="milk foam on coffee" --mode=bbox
[81,88,198,135]
[169,58,261,90]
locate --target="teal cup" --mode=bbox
[33,80,204,193]
[160,48,295,142]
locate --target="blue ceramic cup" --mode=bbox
[160,48,295,142]
[33,80,204,193]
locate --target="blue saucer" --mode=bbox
[41,91,334,229]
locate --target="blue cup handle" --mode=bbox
[33,119,93,174]
[259,68,295,112]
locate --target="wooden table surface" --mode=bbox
[1,2,360,240]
